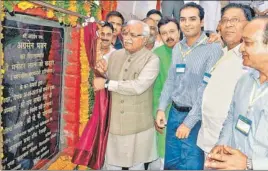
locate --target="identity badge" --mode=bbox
[235,114,252,136]
[176,64,186,74]
[202,73,211,84]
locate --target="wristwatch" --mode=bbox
[104,79,110,89]
[246,158,253,170]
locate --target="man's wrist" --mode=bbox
[104,79,110,88]
[246,157,253,170]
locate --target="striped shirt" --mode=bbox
[158,32,223,129]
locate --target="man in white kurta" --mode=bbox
[94,20,159,170]
[197,3,252,157]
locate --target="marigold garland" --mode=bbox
[47,155,76,170]
[79,28,90,136]
[3,1,101,27]
[17,1,36,11]
[47,9,55,19]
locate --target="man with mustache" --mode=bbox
[94,20,159,170]
[156,2,223,169]
[106,11,124,50]
[149,17,181,170]
[205,16,268,170]
[97,22,116,62]
[197,4,252,167]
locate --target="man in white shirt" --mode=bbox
[199,1,221,33]
[197,3,253,162]
[251,0,268,16]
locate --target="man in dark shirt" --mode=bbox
[106,11,125,49]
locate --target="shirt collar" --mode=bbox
[180,32,207,47]
[249,68,260,81]
[163,44,173,53]
[230,44,242,57]
[114,36,123,49]
[125,47,147,57]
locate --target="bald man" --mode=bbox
[205,16,268,170]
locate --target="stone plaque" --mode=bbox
[1,18,64,170]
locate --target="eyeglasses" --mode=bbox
[149,26,157,31]
[121,31,144,39]
[220,18,247,26]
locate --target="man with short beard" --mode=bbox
[197,4,253,164]
[142,18,158,51]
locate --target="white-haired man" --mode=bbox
[94,20,160,170]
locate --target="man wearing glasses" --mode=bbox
[94,20,159,170]
[197,3,253,168]
[206,15,268,170]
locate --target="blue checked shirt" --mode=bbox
[158,32,223,129]
[217,69,268,169]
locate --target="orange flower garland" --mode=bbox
[79,28,90,136]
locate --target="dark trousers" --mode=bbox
[164,106,204,170]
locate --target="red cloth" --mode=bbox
[72,89,111,169]
[156,0,161,10]
[72,23,111,169]
[83,22,97,68]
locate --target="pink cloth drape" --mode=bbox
[72,22,111,170]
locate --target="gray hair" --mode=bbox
[253,16,268,45]
[126,20,150,38]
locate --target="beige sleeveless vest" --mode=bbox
[108,48,157,135]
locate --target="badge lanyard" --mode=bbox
[247,82,268,113]
[210,53,232,73]
[178,37,207,60]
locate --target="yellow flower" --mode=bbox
[51,0,56,5]
[69,16,78,27]
[17,2,35,11]
[47,9,54,19]
[0,12,5,21]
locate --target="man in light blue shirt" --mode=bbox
[155,2,223,170]
[205,16,268,170]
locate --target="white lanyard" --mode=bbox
[179,37,207,60]
[248,82,268,108]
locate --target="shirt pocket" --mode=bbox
[255,110,268,148]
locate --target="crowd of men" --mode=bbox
[92,1,268,170]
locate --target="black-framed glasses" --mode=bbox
[220,18,247,26]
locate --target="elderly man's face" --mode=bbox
[122,23,147,53]
[159,22,180,48]
[240,20,268,69]
[220,8,248,48]
[144,19,157,44]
